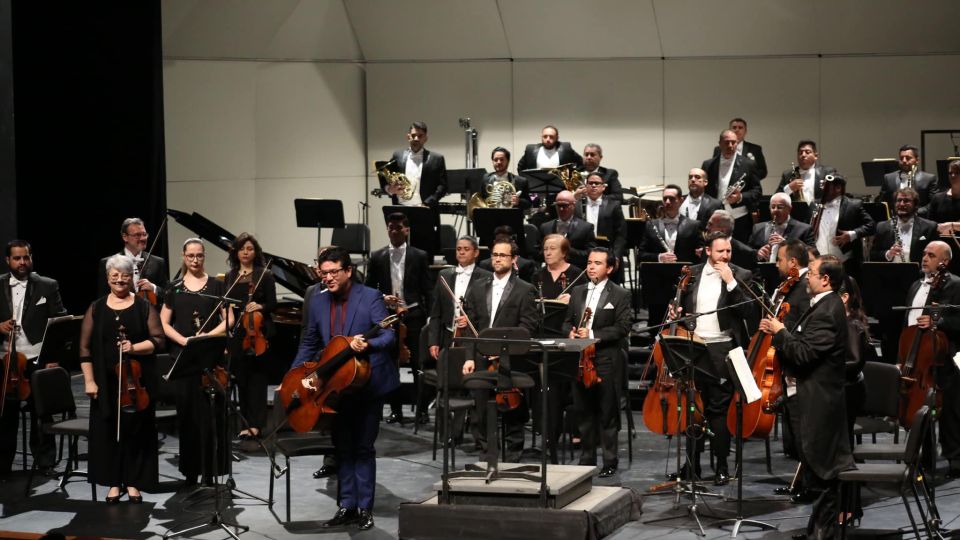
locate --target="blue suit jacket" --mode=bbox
[292,283,399,398]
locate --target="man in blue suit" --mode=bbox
[291,247,398,531]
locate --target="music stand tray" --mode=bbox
[37,315,83,370]
[294,198,345,251]
[861,262,919,320]
[472,208,525,254]
[861,160,899,187]
[640,263,691,309]
[164,335,228,382]
[447,168,488,196]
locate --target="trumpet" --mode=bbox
[789,162,805,202]
[723,173,746,201]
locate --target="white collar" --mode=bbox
[703,264,720,277]
[688,195,701,202]
[588,278,608,291]
[798,267,809,277]
[720,154,735,163]
[390,243,407,252]
[825,198,841,208]
[810,290,832,307]
[124,247,143,260]
[493,273,511,286]
[587,197,602,206]
[408,148,423,157]
[456,263,475,275]
[9,275,26,287]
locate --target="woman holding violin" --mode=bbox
[79,254,164,503]
[537,234,583,304]
[160,238,230,486]
[224,233,276,441]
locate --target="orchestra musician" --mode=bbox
[870,187,937,264]
[224,233,277,442]
[536,234,583,305]
[776,140,835,223]
[459,239,539,463]
[427,236,491,359]
[516,125,583,172]
[0,240,66,479]
[749,193,815,264]
[712,117,768,181]
[879,145,939,211]
[579,173,626,282]
[477,226,539,284]
[477,147,532,210]
[928,160,960,236]
[159,238,230,486]
[291,247,397,531]
[79,254,164,503]
[678,168,722,230]
[365,213,432,425]
[539,190,597,270]
[576,144,623,203]
[383,121,448,216]
[97,218,169,304]
[811,173,875,280]
[699,210,758,270]
[564,247,632,477]
[702,129,762,243]
[670,232,759,485]
[758,255,854,539]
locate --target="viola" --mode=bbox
[115,324,149,414]
[576,307,601,389]
[1,321,30,416]
[241,273,269,357]
[279,314,399,432]
[134,217,166,306]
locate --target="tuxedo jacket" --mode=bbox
[639,216,701,265]
[292,283,398,398]
[517,142,583,172]
[0,272,68,352]
[388,147,448,207]
[479,172,532,210]
[684,194,723,231]
[819,196,876,259]
[772,292,854,480]
[775,164,836,205]
[562,281,632,369]
[869,216,938,263]
[461,273,539,334]
[879,170,939,210]
[578,195,627,257]
[779,273,810,330]
[904,273,960,356]
[97,253,169,300]
[365,244,432,318]
[678,263,759,351]
[748,218,815,251]
[712,140,767,180]
[701,154,762,212]
[539,217,597,269]
[426,265,493,347]
[576,166,623,202]
[477,256,538,285]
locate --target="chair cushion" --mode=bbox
[155,409,177,422]
[45,418,88,436]
[837,463,907,483]
[463,371,535,390]
[854,417,897,436]
[852,443,906,461]
[442,397,475,411]
[275,432,334,457]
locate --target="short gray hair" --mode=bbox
[709,209,735,233]
[457,235,479,249]
[105,254,135,276]
[121,217,144,235]
[584,143,602,155]
[770,192,792,207]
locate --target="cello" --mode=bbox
[115,324,149,441]
[1,321,30,416]
[641,266,704,436]
[898,262,949,429]
[279,314,399,432]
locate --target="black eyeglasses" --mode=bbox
[318,268,346,278]
[586,181,604,187]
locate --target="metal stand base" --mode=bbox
[712,517,777,538]
[163,510,249,540]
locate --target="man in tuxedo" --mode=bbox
[759,256,853,539]
[812,173,876,280]
[384,121,448,216]
[427,236,492,359]
[777,140,836,223]
[0,240,67,478]
[97,217,168,304]
[292,247,397,530]
[712,117,767,181]
[579,173,627,261]
[365,213,432,424]
[459,240,539,462]
[516,125,583,172]
[476,147,532,211]
[702,129,762,242]
[879,145,939,211]
[671,233,759,485]
[576,143,623,202]
[870,187,937,264]
[539,190,596,269]
[678,168,722,230]
[749,193,815,263]
[564,248,632,477]
[699,210,757,270]
[477,226,539,284]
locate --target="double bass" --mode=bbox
[898,262,949,429]
[115,324,149,441]
[279,314,399,432]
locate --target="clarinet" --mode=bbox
[892,215,906,263]
[652,221,672,254]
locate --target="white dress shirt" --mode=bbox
[585,197,602,230]
[815,198,849,262]
[679,196,702,221]
[719,157,748,219]
[767,221,788,263]
[124,247,146,293]
[450,263,475,328]
[694,265,737,342]
[536,146,560,169]
[907,277,932,327]
[887,218,914,262]
[489,273,510,326]
[401,149,424,206]
[584,279,607,338]
[389,243,407,299]
[5,277,38,358]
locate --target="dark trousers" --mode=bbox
[470,390,527,463]
[234,351,270,431]
[689,341,734,467]
[333,395,383,510]
[937,364,960,461]
[572,358,620,468]
[786,396,842,539]
[388,317,425,417]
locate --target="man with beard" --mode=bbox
[517,125,583,172]
[879,145,939,211]
[575,143,622,202]
[97,217,168,305]
[870,187,937,264]
[383,121,448,220]
[712,117,767,181]
[477,147,532,211]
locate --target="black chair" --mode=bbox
[523,223,540,258]
[854,361,901,444]
[853,388,936,463]
[331,223,371,261]
[26,367,93,499]
[429,347,475,468]
[440,224,458,264]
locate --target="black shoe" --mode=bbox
[358,509,374,530]
[669,462,702,481]
[714,462,730,486]
[39,466,58,477]
[791,489,818,504]
[313,465,338,479]
[385,412,404,424]
[105,491,124,504]
[598,465,617,478]
[791,534,807,540]
[128,495,143,504]
[416,411,430,425]
[321,507,359,528]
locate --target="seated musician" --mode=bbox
[291,247,397,530]
[749,193,815,263]
[80,254,164,503]
[477,147,532,210]
[383,121,448,216]
[701,129,762,242]
[0,240,66,479]
[698,209,757,270]
[97,217,168,304]
[575,144,623,202]
[538,190,597,270]
[477,225,539,284]
[564,247,632,478]
[678,168,722,230]
[879,144,939,211]
[578,173,627,282]
[870,187,937,264]
[811,173,875,280]
[928,160,960,234]
[537,234,583,306]
[776,140,835,223]
[365,213,432,425]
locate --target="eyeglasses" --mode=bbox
[184,253,205,260]
[318,268,346,278]
[108,273,132,281]
[124,232,148,238]
[586,181,604,187]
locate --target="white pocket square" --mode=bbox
[35,297,46,306]
[603,302,615,309]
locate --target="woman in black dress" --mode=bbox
[80,254,164,503]
[224,233,277,441]
[160,238,229,485]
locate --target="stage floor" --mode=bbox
[2,374,958,539]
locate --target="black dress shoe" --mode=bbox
[358,509,374,530]
[313,465,338,478]
[713,471,730,486]
[385,412,404,424]
[791,489,818,504]
[128,495,143,504]
[668,462,702,481]
[321,507,359,528]
[947,467,960,479]
[105,492,124,504]
[598,466,617,478]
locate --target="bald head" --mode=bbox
[688,168,708,197]
[719,130,738,159]
[922,240,953,275]
[555,190,576,220]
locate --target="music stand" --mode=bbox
[381,205,439,258]
[294,198,345,252]
[447,168,487,196]
[472,207,525,254]
[755,197,810,224]
[864,202,890,224]
[861,160,899,187]
[641,263,690,329]
[523,168,566,224]
[753,263,781,296]
[36,315,82,371]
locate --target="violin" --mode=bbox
[387,294,412,366]
[135,217,167,306]
[575,307,601,389]
[192,309,228,389]
[115,324,149,440]
[1,321,30,416]
[240,269,270,357]
[280,314,399,432]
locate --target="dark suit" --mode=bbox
[713,140,767,180]
[879,169,939,210]
[639,217,701,265]
[426,265,492,351]
[701,154,762,242]
[477,256,538,285]
[97,253,169,302]
[869,216,937,263]
[773,292,853,538]
[577,166,623,202]
[680,194,723,231]
[775,165,835,223]
[563,281,631,469]
[539,217,596,270]
[772,271,810,460]
[815,196,876,279]
[388,148,448,209]
[292,283,397,511]
[579,195,627,258]
[748,219,815,262]
[0,272,67,474]
[517,142,583,172]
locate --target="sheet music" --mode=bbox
[727,346,761,404]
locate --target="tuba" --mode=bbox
[467,178,518,220]
[372,160,415,201]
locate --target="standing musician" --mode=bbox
[224,233,277,441]
[670,233,758,485]
[159,238,230,486]
[516,125,583,172]
[427,236,491,360]
[459,239,539,463]
[0,240,66,478]
[776,140,836,223]
[811,173,875,280]
[477,226,539,284]
[929,160,960,236]
[383,121,448,215]
[712,117,768,181]
[539,190,597,270]
[576,143,623,202]
[477,147,532,210]
[870,187,937,264]
[678,168,722,230]
[758,256,854,539]
[79,254,164,503]
[291,247,397,531]
[97,217,169,303]
[579,173,627,261]
[564,247,632,477]
[365,212,432,425]
[879,144,939,211]
[902,241,960,478]
[702,129,762,242]
[749,193,815,263]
